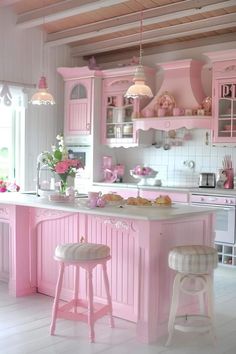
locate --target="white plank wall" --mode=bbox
[0,7,77,191]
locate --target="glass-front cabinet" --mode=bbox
[214,79,236,142]
[207,51,236,144]
[105,94,134,140]
[102,66,155,147]
[102,77,139,147]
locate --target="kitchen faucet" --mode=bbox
[36,152,50,197]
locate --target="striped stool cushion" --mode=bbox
[168,245,218,274]
[55,243,110,261]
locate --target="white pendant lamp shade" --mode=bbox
[124,65,153,98]
[30,76,55,105]
[124,11,153,99]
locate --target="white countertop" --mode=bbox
[93,182,236,196]
[0,192,214,221]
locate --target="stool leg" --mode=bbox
[87,268,95,343]
[73,265,79,313]
[206,275,216,343]
[166,273,182,346]
[50,262,65,335]
[102,262,114,328]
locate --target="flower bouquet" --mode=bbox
[0,180,20,192]
[42,135,83,196]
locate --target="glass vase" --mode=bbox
[59,177,68,195]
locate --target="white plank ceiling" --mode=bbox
[1,0,236,62]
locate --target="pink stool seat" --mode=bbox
[50,242,114,342]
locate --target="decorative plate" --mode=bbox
[156,91,176,116]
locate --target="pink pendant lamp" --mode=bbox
[30,6,55,106]
[30,75,55,105]
[124,11,153,99]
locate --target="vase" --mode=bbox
[59,177,68,194]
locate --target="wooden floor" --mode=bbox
[0,266,236,354]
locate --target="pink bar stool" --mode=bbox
[50,242,114,342]
[166,245,218,346]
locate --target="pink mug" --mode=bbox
[88,197,98,208]
[88,191,100,200]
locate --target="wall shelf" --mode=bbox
[133,116,212,132]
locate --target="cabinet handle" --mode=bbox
[86,123,90,130]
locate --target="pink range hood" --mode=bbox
[142,59,206,115]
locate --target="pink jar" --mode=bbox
[173,107,184,116]
[157,108,166,117]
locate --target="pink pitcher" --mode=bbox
[104,168,117,183]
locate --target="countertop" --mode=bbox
[0,192,214,221]
[93,182,236,196]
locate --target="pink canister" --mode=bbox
[173,107,184,116]
[157,108,166,117]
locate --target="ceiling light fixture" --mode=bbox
[124,11,153,99]
[30,6,55,105]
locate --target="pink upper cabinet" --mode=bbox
[57,67,102,142]
[205,50,236,144]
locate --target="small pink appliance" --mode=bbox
[102,156,125,183]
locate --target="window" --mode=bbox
[0,85,25,189]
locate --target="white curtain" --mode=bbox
[0,84,27,108]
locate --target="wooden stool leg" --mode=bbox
[50,262,65,335]
[166,273,182,346]
[102,262,114,328]
[87,268,95,343]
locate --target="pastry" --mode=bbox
[102,193,123,202]
[154,195,172,205]
[126,196,152,206]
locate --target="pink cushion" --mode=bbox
[55,243,110,261]
[168,245,218,274]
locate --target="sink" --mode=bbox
[21,191,38,195]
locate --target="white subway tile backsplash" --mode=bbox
[112,129,236,187]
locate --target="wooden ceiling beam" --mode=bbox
[0,0,21,6]
[70,13,236,56]
[46,0,236,46]
[15,0,130,28]
[93,32,236,64]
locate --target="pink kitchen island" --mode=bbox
[0,193,215,343]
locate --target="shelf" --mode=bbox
[133,116,212,131]
[215,242,236,267]
[106,122,133,125]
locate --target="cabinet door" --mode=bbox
[212,61,236,143]
[65,79,92,136]
[102,78,140,147]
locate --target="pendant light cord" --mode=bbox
[42,2,45,76]
[139,11,143,66]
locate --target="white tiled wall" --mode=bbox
[110,129,236,187]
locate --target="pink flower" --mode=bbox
[55,161,70,174]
